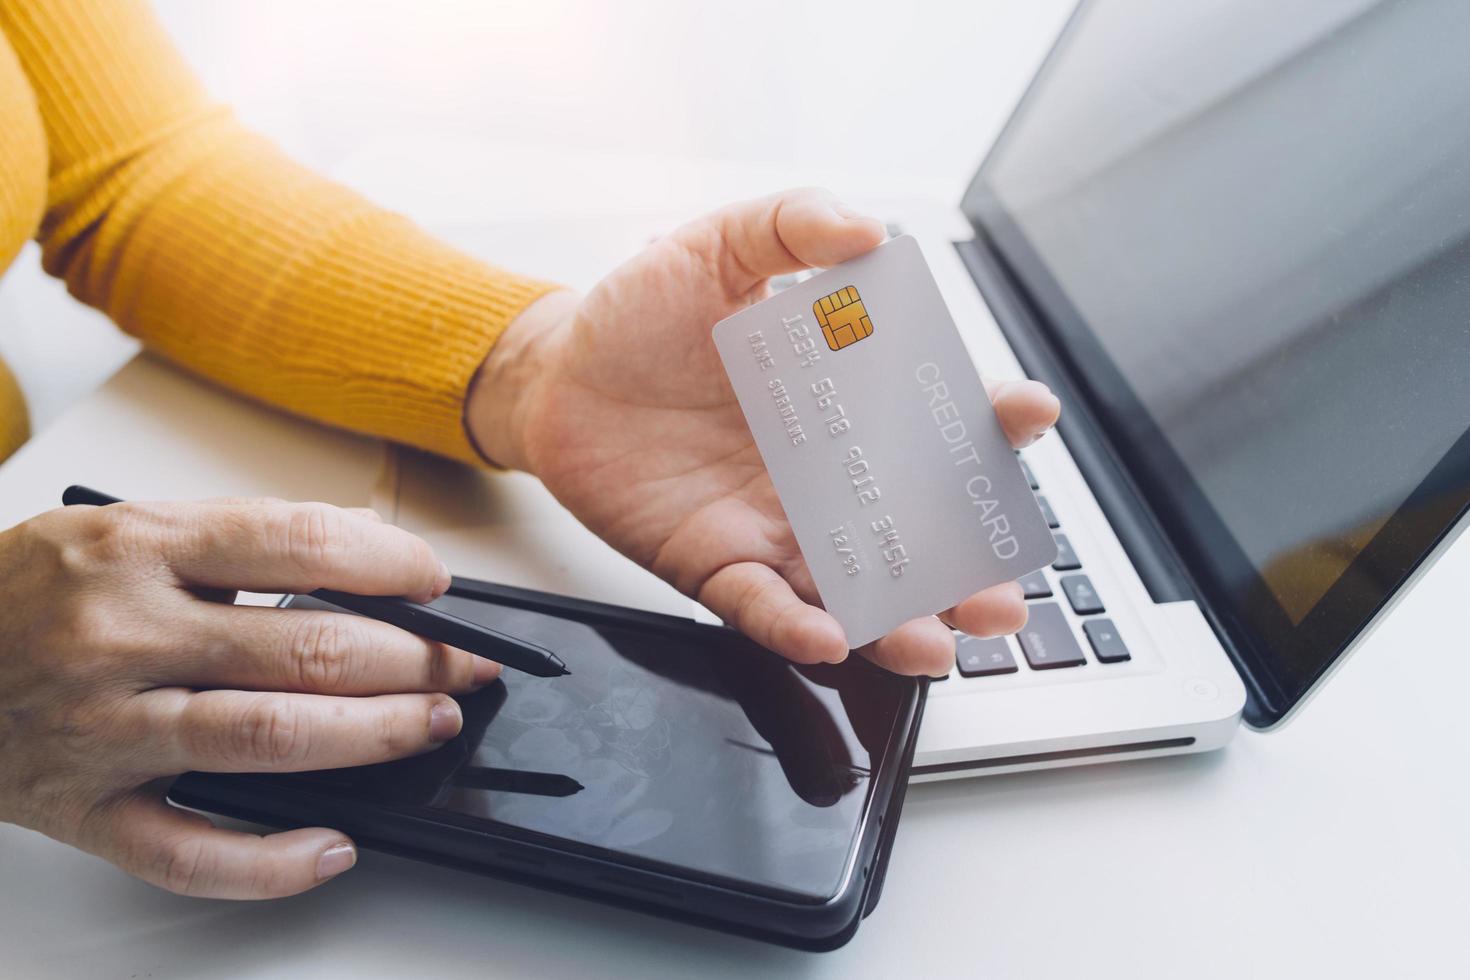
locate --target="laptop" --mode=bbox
[393,0,1470,781]
[888,0,1470,777]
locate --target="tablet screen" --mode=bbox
[279,592,912,903]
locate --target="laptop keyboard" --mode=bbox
[932,450,1131,682]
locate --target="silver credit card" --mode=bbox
[712,236,1055,647]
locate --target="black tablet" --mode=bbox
[170,579,927,950]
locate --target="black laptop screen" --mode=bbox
[963,0,1470,715]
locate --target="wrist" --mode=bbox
[465,289,580,472]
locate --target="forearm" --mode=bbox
[10,0,557,463]
[46,119,557,462]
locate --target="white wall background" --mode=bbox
[0,0,1072,433]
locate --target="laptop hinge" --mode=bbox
[954,235,1279,722]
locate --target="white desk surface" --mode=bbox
[2,336,1468,980]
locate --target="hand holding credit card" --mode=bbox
[713,236,1056,647]
[481,188,1058,674]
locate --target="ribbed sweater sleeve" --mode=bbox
[0,0,555,463]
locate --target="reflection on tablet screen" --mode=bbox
[287,594,907,901]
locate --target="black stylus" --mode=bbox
[452,766,585,798]
[61,485,570,678]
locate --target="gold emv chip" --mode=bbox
[813,285,874,351]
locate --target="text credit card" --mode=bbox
[712,236,1055,647]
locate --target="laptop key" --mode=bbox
[1036,494,1059,528]
[1052,533,1081,571]
[1016,603,1087,669]
[1083,619,1131,663]
[1020,459,1039,490]
[956,635,1019,676]
[1059,574,1105,615]
[1019,570,1052,599]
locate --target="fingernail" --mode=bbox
[429,700,462,742]
[434,561,452,596]
[993,379,1025,400]
[471,656,503,687]
[832,202,875,223]
[316,842,356,880]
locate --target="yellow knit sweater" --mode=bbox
[0,0,555,465]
